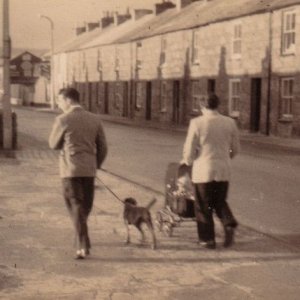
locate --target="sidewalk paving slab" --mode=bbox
[0,153,300,299]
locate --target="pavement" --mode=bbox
[26,106,300,155]
[0,143,300,299]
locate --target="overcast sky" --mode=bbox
[8,0,160,51]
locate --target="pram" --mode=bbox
[155,162,196,237]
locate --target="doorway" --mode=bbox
[207,79,216,94]
[146,81,152,120]
[104,82,109,114]
[250,78,261,132]
[173,80,180,124]
[122,82,129,117]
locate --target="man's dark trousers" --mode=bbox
[194,181,238,242]
[63,177,95,251]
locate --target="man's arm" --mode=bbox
[182,119,198,166]
[49,117,65,150]
[96,121,108,169]
[230,120,240,159]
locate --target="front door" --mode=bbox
[146,81,152,120]
[173,80,180,124]
[122,82,129,117]
[250,78,261,132]
[104,82,109,114]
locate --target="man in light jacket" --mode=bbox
[49,87,107,259]
[182,94,239,249]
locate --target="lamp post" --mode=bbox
[39,14,55,110]
[1,0,13,149]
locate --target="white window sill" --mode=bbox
[232,55,242,60]
[281,51,296,56]
[279,114,293,122]
[159,63,168,69]
[230,111,240,118]
[160,109,167,113]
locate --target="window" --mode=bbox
[136,41,142,69]
[282,11,296,55]
[229,79,241,116]
[161,82,167,112]
[160,36,167,65]
[115,47,120,71]
[192,30,200,64]
[97,49,102,72]
[232,23,242,58]
[280,77,294,117]
[135,82,143,109]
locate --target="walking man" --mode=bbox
[182,94,239,249]
[49,87,107,259]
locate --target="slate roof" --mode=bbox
[117,0,300,42]
[79,13,155,50]
[53,0,300,54]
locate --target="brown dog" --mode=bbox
[123,197,157,250]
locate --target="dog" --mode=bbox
[123,197,157,250]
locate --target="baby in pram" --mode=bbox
[169,163,195,218]
[156,163,196,236]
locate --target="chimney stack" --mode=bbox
[113,11,131,26]
[131,9,153,21]
[101,12,114,28]
[176,0,194,11]
[86,22,100,32]
[154,1,176,15]
[75,25,86,36]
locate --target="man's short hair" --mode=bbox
[59,88,80,103]
[206,93,220,110]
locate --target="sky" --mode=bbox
[7,0,161,52]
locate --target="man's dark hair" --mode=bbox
[206,93,220,110]
[59,87,80,103]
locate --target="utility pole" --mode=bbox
[1,0,13,149]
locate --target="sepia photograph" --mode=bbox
[0,0,300,299]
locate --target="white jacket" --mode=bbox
[182,109,240,183]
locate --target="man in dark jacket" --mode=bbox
[49,87,107,259]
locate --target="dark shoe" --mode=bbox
[224,226,235,248]
[198,240,216,249]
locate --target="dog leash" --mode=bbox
[96,175,125,204]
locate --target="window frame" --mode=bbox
[232,22,242,59]
[136,41,142,70]
[160,36,167,67]
[282,10,296,55]
[115,46,120,72]
[229,78,241,117]
[192,30,200,65]
[280,77,294,118]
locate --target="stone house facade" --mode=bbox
[52,0,300,137]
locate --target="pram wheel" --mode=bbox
[162,223,173,237]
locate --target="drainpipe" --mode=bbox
[266,11,273,136]
[129,42,134,119]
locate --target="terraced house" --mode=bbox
[52,0,300,137]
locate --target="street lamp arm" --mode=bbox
[39,14,54,30]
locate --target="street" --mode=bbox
[0,107,299,300]
[15,108,300,244]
